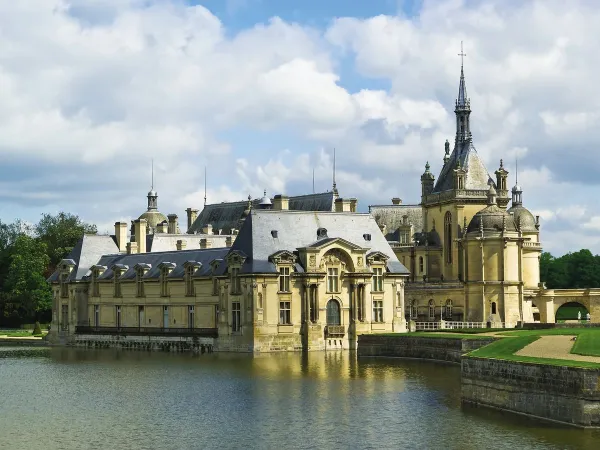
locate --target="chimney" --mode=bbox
[167,214,178,234]
[176,239,186,251]
[126,241,138,255]
[379,224,387,235]
[134,219,147,253]
[114,222,127,252]
[186,208,199,230]
[392,197,402,205]
[231,228,238,235]
[200,238,211,249]
[349,198,358,213]
[273,195,289,210]
[335,198,351,212]
[202,224,213,235]
[225,236,233,247]
[156,221,168,234]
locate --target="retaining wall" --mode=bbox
[357,335,496,363]
[74,334,215,353]
[461,356,600,427]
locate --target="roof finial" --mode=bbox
[332,148,339,197]
[456,41,468,109]
[204,166,207,207]
[515,156,518,185]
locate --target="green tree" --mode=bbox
[2,235,52,321]
[35,212,97,275]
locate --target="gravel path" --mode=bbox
[515,335,600,363]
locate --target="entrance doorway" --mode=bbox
[326,299,341,326]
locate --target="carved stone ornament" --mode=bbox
[357,256,363,267]
[309,255,316,268]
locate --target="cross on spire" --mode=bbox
[458,41,466,68]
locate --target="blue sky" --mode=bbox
[2,0,600,255]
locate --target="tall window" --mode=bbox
[410,300,418,319]
[136,268,145,297]
[326,299,341,325]
[230,267,241,294]
[188,305,195,329]
[444,212,452,264]
[160,268,169,297]
[445,300,453,319]
[419,256,424,274]
[212,278,219,295]
[400,230,410,244]
[357,286,364,322]
[91,269,100,297]
[114,270,122,297]
[185,266,195,296]
[60,273,69,298]
[116,306,122,328]
[163,306,169,328]
[94,305,99,327]
[428,300,435,319]
[279,301,291,324]
[232,301,241,332]
[372,300,383,323]
[327,268,339,293]
[279,266,291,292]
[372,267,384,292]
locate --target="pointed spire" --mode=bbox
[455,41,472,145]
[457,41,468,107]
[151,159,154,190]
[512,156,523,206]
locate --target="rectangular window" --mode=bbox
[94,305,99,327]
[188,305,195,329]
[186,266,195,296]
[279,301,291,324]
[116,306,121,328]
[327,268,339,293]
[212,278,219,295]
[373,301,383,323]
[136,269,145,297]
[230,268,241,294]
[160,269,169,297]
[279,266,290,292]
[138,306,144,327]
[232,301,241,332]
[372,267,384,292]
[60,273,69,298]
[114,270,121,297]
[163,305,169,329]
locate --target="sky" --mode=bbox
[1,0,600,255]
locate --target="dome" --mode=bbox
[507,204,537,232]
[138,210,168,231]
[467,204,517,233]
[148,190,157,197]
[259,190,272,208]
[421,161,435,180]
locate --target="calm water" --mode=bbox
[0,347,599,450]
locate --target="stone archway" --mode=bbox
[555,302,589,321]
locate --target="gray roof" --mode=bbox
[229,210,408,275]
[147,234,229,252]
[432,141,494,193]
[188,192,335,235]
[48,234,120,282]
[507,204,537,232]
[369,204,423,241]
[467,204,517,233]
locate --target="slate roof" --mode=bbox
[432,141,494,193]
[187,192,335,235]
[147,234,229,252]
[369,204,423,241]
[47,234,120,282]
[229,210,408,275]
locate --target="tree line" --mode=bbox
[540,249,600,289]
[0,213,97,327]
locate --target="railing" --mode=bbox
[414,321,505,330]
[414,322,442,330]
[75,326,218,338]
[325,325,345,337]
[444,321,488,329]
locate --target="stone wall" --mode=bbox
[357,335,496,363]
[461,357,600,427]
[74,334,215,353]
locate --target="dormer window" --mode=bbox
[185,265,195,296]
[230,267,241,295]
[279,266,291,292]
[136,268,145,297]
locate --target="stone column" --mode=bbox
[315,284,320,321]
[399,280,405,315]
[303,283,309,323]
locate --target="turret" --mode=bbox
[421,162,435,197]
[453,160,466,190]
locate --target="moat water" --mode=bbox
[1,347,599,450]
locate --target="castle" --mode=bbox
[48,61,599,352]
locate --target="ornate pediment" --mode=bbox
[209,258,222,273]
[366,251,390,265]
[318,248,353,272]
[226,250,247,266]
[269,250,297,265]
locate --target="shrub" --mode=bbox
[32,321,43,335]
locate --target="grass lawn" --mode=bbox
[0,330,46,338]
[571,332,600,357]
[467,332,600,368]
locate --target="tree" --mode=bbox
[35,212,97,275]
[2,235,52,321]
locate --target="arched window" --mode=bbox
[444,212,452,264]
[326,299,341,326]
[428,299,435,319]
[409,299,418,319]
[491,302,497,315]
[445,300,453,319]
